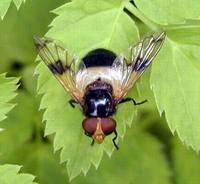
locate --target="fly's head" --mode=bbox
[82,117,116,144]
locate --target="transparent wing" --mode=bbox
[34,36,84,103]
[113,32,166,102]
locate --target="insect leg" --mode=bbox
[84,132,95,146]
[112,130,119,150]
[91,139,95,146]
[119,98,147,106]
[68,99,78,108]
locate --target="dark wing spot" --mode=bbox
[48,60,66,74]
[56,60,65,73]
[48,64,58,74]
[133,58,151,72]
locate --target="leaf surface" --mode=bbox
[0,0,66,72]
[0,92,35,154]
[0,74,18,122]
[125,1,200,152]
[0,164,37,184]
[0,91,69,184]
[73,130,172,184]
[151,26,200,151]
[134,0,200,25]
[0,0,25,19]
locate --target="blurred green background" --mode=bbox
[0,0,200,184]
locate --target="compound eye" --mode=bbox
[82,118,97,136]
[101,118,116,135]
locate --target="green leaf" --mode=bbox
[36,0,139,180]
[0,91,35,155]
[19,144,69,184]
[166,25,200,70]
[126,1,200,151]
[134,0,200,25]
[48,0,139,55]
[0,0,25,19]
[150,27,200,151]
[0,164,37,184]
[73,130,171,184]
[21,66,38,96]
[0,91,69,184]
[2,143,69,184]
[0,73,18,122]
[172,138,200,184]
[0,0,66,72]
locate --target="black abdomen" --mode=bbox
[82,48,117,68]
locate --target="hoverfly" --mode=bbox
[34,32,165,150]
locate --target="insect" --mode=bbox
[34,32,165,150]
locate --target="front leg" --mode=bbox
[84,132,95,146]
[112,130,119,150]
[68,99,78,108]
[119,97,147,106]
[91,139,95,146]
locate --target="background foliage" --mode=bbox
[0,0,200,183]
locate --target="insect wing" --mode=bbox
[34,36,84,102]
[113,32,166,102]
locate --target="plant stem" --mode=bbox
[125,2,160,31]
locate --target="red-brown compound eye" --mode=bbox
[82,118,97,136]
[101,118,116,135]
